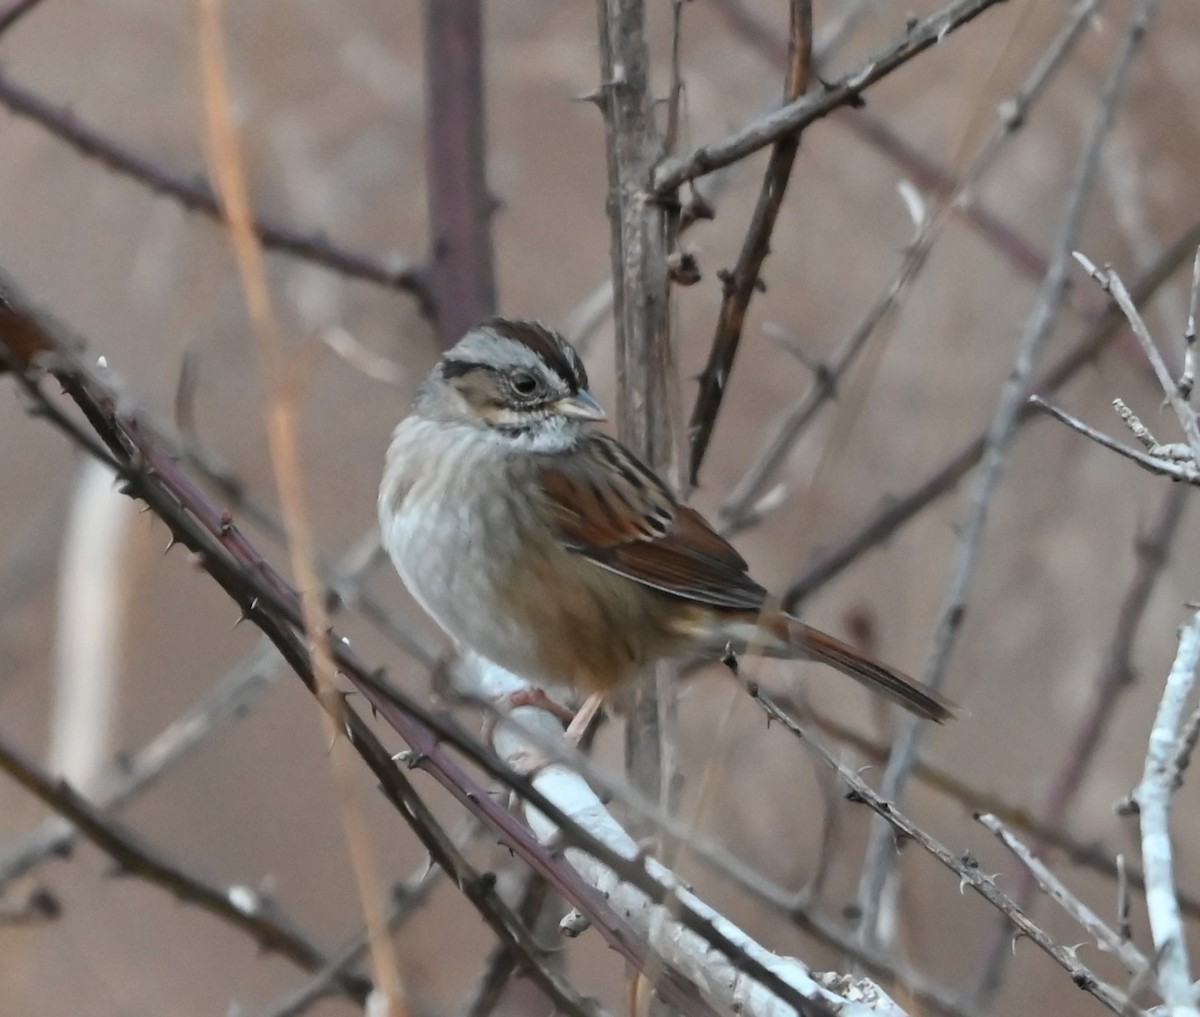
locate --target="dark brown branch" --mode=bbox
[687,0,812,486]
[0,729,372,1005]
[0,70,433,314]
[782,218,1200,610]
[0,273,820,1017]
[423,0,497,346]
[653,0,1008,194]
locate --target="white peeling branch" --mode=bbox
[1130,613,1200,1016]
[458,656,906,1017]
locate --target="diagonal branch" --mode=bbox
[687,0,812,486]
[781,217,1200,610]
[0,729,373,1005]
[0,70,432,313]
[653,0,1008,194]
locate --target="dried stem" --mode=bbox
[194,5,405,1007]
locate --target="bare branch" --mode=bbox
[781,218,1200,611]
[0,69,432,312]
[744,684,1147,1017]
[0,729,373,1005]
[1130,613,1200,1014]
[423,0,497,346]
[1073,252,1200,457]
[977,813,1151,979]
[687,0,812,485]
[1029,396,1200,483]
[653,0,1008,194]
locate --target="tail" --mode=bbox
[748,613,954,723]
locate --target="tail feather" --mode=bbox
[749,614,954,723]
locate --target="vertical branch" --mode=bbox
[423,0,496,347]
[857,0,1163,961]
[687,0,812,486]
[1133,612,1200,1014]
[595,0,676,822]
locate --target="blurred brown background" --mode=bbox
[1,1,1199,1014]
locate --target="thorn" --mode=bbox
[573,86,606,108]
[164,536,179,554]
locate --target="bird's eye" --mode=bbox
[510,371,540,397]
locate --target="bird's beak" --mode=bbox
[555,390,608,422]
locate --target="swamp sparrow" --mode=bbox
[379,319,951,723]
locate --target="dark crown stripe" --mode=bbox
[481,318,587,392]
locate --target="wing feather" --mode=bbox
[538,434,766,611]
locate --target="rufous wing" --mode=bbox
[538,434,767,611]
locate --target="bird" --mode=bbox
[379,318,952,725]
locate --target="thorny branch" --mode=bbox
[0,729,374,1006]
[743,682,1149,1017]
[687,0,812,486]
[0,267,847,1017]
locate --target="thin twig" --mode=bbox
[743,683,1145,1017]
[0,729,373,1005]
[1181,247,1200,399]
[1130,613,1200,1015]
[977,813,1151,979]
[687,0,812,485]
[720,0,1100,529]
[1073,252,1200,457]
[653,0,1008,194]
[1029,396,1200,483]
[780,228,1200,611]
[0,69,432,312]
